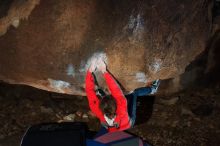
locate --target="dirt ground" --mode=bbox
[0,81,220,146]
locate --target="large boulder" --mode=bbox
[0,0,212,95]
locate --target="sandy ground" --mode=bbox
[0,82,220,146]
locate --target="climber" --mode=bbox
[85,59,160,132]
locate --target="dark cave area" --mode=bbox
[0,80,220,145]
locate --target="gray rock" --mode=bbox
[63,114,76,121]
[82,114,88,119]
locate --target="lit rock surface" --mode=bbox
[0,0,212,95]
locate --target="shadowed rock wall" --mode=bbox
[0,0,212,95]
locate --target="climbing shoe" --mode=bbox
[150,79,160,94]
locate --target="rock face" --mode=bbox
[0,0,212,95]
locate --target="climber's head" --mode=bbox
[99,95,116,119]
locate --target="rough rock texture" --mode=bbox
[0,0,40,36]
[0,0,212,95]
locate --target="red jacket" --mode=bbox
[85,71,131,132]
